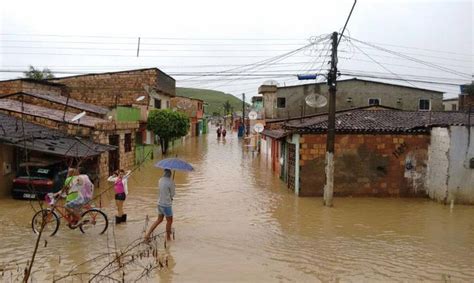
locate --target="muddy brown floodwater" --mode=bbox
[1,130,473,282]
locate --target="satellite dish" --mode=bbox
[108,115,113,120]
[305,93,327,108]
[136,96,145,102]
[262,80,280,86]
[248,111,258,120]
[254,123,264,133]
[71,111,86,122]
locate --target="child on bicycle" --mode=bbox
[55,168,94,227]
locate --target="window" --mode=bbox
[277,97,286,108]
[451,104,457,111]
[124,133,132,152]
[419,99,430,111]
[154,99,161,109]
[368,98,380,106]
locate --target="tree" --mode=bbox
[147,109,190,154]
[464,83,474,96]
[23,65,55,80]
[223,100,232,116]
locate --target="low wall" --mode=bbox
[427,126,474,204]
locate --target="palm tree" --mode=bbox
[23,65,55,80]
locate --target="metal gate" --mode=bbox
[287,143,296,191]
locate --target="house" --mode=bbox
[258,78,444,120]
[261,107,473,204]
[0,99,139,183]
[170,96,205,136]
[443,98,459,111]
[0,68,177,164]
[49,68,176,145]
[0,112,115,196]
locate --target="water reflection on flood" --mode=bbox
[0,130,473,282]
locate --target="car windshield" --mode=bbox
[18,166,55,179]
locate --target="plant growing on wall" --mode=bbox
[147,109,190,154]
[23,65,55,80]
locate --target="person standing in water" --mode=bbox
[144,169,175,242]
[108,169,131,224]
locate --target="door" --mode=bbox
[108,135,120,175]
[287,143,296,191]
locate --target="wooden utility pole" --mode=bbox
[324,31,338,207]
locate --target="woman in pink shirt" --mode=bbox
[107,169,131,224]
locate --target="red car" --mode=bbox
[12,161,68,200]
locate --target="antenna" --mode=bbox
[71,111,86,122]
[305,93,328,108]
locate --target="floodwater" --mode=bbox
[1,129,474,282]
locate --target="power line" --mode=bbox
[345,35,471,78]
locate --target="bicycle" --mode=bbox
[31,193,109,236]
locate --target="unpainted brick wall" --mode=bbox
[299,133,430,197]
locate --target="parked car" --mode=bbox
[12,161,68,200]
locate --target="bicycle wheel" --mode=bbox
[31,209,60,236]
[79,208,108,234]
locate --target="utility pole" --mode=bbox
[324,31,338,207]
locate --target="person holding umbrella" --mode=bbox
[145,158,193,242]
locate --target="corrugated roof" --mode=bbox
[0,113,115,157]
[286,109,473,133]
[4,92,109,115]
[0,99,108,127]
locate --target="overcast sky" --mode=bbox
[0,0,472,99]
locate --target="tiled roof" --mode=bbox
[6,92,109,115]
[261,129,290,139]
[0,99,108,127]
[0,113,115,157]
[285,110,473,133]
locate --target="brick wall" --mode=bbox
[0,80,63,97]
[298,133,430,197]
[459,94,474,111]
[51,69,175,108]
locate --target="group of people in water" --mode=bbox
[55,166,176,241]
[216,125,227,139]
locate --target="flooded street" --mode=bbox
[1,130,474,282]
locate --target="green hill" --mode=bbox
[176,87,246,116]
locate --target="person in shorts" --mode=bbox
[144,169,175,242]
[108,169,131,224]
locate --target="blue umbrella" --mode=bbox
[154,158,194,172]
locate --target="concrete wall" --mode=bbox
[298,133,430,197]
[443,99,459,111]
[262,80,444,120]
[427,126,474,204]
[0,144,15,197]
